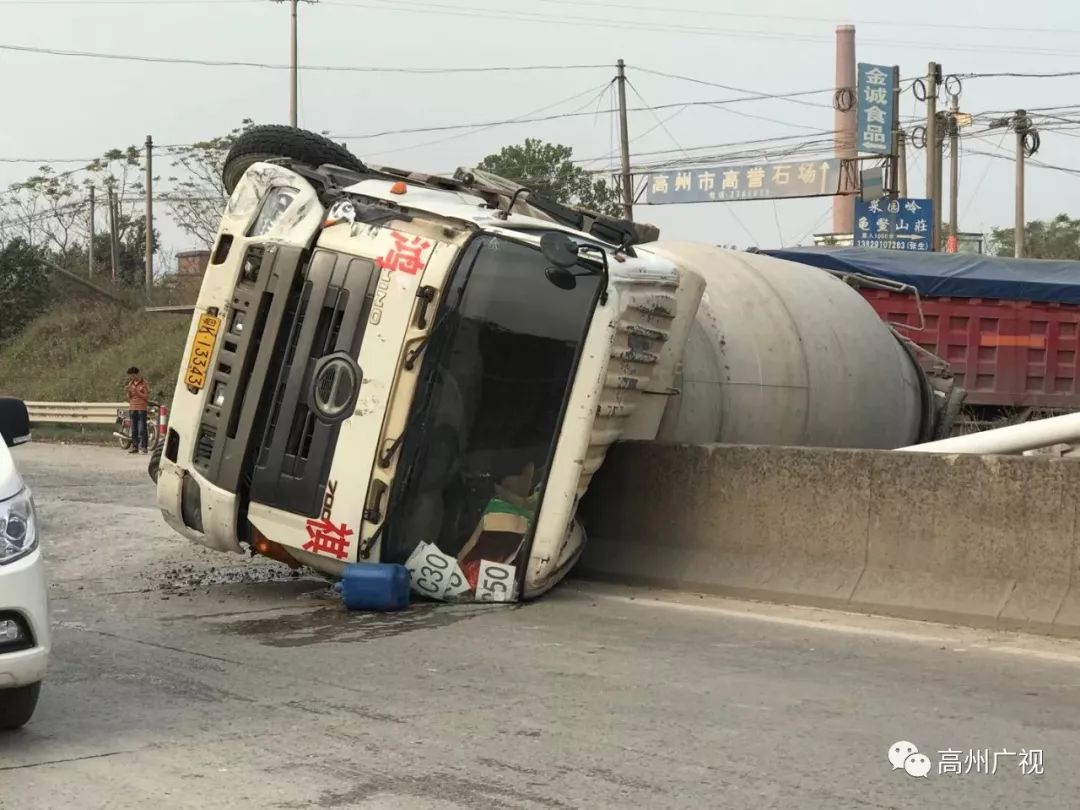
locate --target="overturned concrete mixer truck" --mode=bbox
[152,126,960,603]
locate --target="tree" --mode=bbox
[0,145,157,287]
[1,166,86,254]
[477,138,623,217]
[84,214,160,286]
[990,214,1080,260]
[0,239,51,343]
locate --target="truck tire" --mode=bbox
[148,444,163,484]
[933,386,966,440]
[222,126,366,194]
[0,682,40,730]
[146,418,160,453]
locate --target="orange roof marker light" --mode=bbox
[390,181,407,195]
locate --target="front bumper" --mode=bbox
[157,462,244,554]
[0,548,49,688]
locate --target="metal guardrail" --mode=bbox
[26,402,125,425]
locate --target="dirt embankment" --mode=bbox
[0,299,190,403]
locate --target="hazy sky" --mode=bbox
[1,0,1078,260]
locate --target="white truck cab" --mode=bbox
[156,127,956,604]
[0,397,49,729]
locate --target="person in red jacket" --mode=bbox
[126,366,150,454]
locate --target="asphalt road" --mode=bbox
[2,442,1080,809]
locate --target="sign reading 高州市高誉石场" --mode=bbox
[645,159,843,204]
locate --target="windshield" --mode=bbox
[380,233,603,600]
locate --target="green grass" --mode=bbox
[0,299,191,403]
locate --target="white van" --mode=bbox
[0,398,48,730]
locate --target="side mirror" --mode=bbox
[0,398,30,448]
[540,232,580,269]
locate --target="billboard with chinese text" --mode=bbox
[645,159,843,204]
[854,197,934,251]
[857,63,896,155]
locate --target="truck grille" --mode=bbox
[249,250,377,517]
[194,426,216,468]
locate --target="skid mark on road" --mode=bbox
[208,602,492,647]
[0,748,137,772]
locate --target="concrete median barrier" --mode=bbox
[575,442,1080,638]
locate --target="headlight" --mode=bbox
[248,186,300,237]
[0,488,37,564]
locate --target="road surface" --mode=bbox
[2,443,1079,809]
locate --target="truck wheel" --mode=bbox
[933,386,966,440]
[222,126,367,194]
[0,682,40,730]
[148,444,163,484]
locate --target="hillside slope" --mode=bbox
[0,300,191,402]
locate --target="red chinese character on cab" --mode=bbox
[303,517,353,560]
[377,231,431,276]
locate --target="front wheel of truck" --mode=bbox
[148,444,162,484]
[222,126,367,194]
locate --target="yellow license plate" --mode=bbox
[184,313,221,391]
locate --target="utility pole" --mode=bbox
[290,0,298,126]
[144,135,154,294]
[1015,109,1029,258]
[108,187,120,282]
[897,131,908,197]
[934,112,945,251]
[88,186,95,279]
[948,94,960,253]
[616,58,633,221]
[924,61,939,250]
[888,65,901,197]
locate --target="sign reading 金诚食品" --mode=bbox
[645,159,842,204]
[857,63,896,155]
[854,196,934,251]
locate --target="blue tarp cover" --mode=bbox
[762,246,1080,305]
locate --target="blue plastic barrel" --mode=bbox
[339,563,411,611]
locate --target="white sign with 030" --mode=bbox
[405,542,467,600]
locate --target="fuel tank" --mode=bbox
[639,243,931,449]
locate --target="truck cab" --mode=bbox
[156,136,687,601]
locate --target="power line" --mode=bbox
[0,156,98,164]
[363,81,614,159]
[0,42,610,74]
[965,146,1080,178]
[0,0,260,4]
[332,88,857,141]
[630,67,833,110]
[961,70,1080,79]
[625,80,690,160]
[320,0,1080,58]
[515,0,1080,36]
[791,207,833,246]
[7,0,1078,38]
[579,106,689,170]
[961,133,1007,222]
[576,130,840,167]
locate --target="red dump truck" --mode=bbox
[765,247,1080,429]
